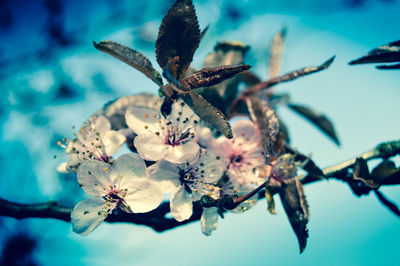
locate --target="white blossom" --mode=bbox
[214,120,266,186]
[147,149,223,222]
[58,114,125,173]
[125,99,200,164]
[71,153,163,235]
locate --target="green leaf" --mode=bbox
[93,41,162,86]
[182,91,233,138]
[155,0,200,79]
[287,103,340,146]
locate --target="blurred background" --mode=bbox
[0,0,399,265]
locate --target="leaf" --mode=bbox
[163,57,191,93]
[181,91,233,138]
[246,97,279,157]
[180,64,251,90]
[278,119,290,144]
[352,157,375,187]
[93,41,162,86]
[374,190,400,218]
[243,56,335,96]
[155,0,200,79]
[371,160,400,186]
[241,71,262,86]
[268,27,286,78]
[201,41,250,111]
[279,178,309,254]
[287,103,340,146]
[285,145,324,179]
[349,40,400,65]
[376,63,400,70]
[200,24,210,40]
[265,189,276,214]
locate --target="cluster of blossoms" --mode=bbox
[59,96,292,236]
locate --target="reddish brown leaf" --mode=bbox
[243,56,335,96]
[180,64,251,90]
[371,160,400,186]
[93,41,162,86]
[182,91,233,138]
[268,27,286,78]
[155,0,200,79]
[349,40,400,65]
[241,71,262,86]
[279,178,309,254]
[287,103,340,146]
[246,97,279,157]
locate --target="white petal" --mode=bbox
[165,141,200,164]
[91,115,111,137]
[198,150,224,183]
[103,130,125,156]
[134,134,166,161]
[56,162,69,173]
[170,185,193,222]
[232,120,258,139]
[77,161,112,196]
[111,153,147,185]
[71,198,107,236]
[195,126,215,149]
[170,99,199,132]
[146,160,181,193]
[201,207,219,236]
[123,179,163,213]
[125,106,162,135]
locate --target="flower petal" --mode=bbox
[77,161,112,196]
[170,185,193,222]
[71,198,107,236]
[170,99,199,132]
[91,115,111,137]
[165,141,200,164]
[146,160,181,193]
[103,130,125,156]
[134,134,166,161]
[56,162,69,173]
[232,120,258,139]
[198,150,224,183]
[201,207,219,236]
[111,153,147,185]
[125,106,162,135]
[123,179,163,213]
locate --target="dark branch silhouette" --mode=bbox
[1,139,399,232]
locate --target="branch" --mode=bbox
[300,139,400,185]
[0,140,399,232]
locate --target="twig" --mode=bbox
[0,140,398,232]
